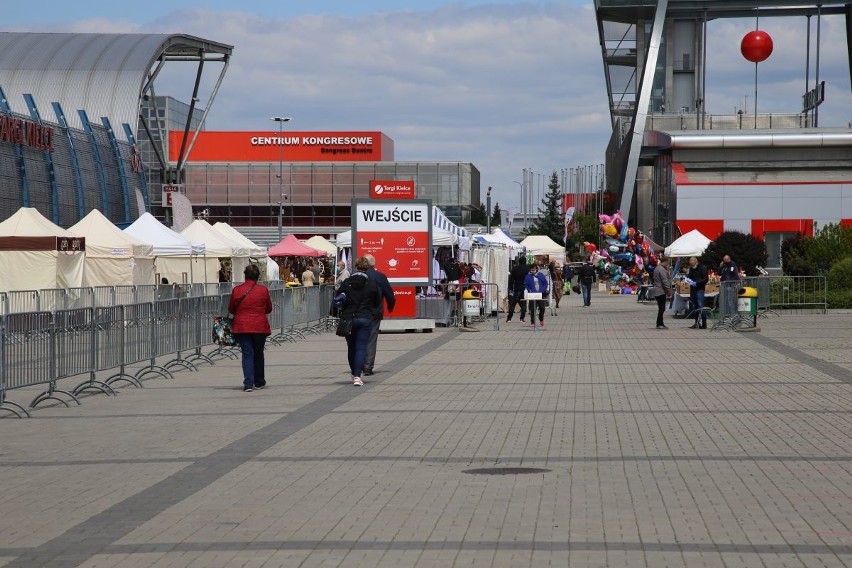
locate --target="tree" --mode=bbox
[803,222,852,274]
[524,171,565,248]
[490,202,502,229]
[781,233,815,276]
[567,211,601,259]
[469,202,487,225]
[701,231,767,276]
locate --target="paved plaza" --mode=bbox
[1,291,851,567]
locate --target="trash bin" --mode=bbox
[738,286,758,326]
[462,289,480,317]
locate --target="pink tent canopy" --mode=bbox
[268,234,325,257]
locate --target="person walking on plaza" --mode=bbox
[362,253,395,376]
[687,256,709,329]
[719,254,740,316]
[229,264,272,392]
[551,262,564,309]
[649,256,672,329]
[506,258,529,322]
[524,263,548,328]
[336,257,380,386]
[577,258,597,307]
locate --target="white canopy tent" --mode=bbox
[519,235,565,256]
[182,220,253,285]
[212,222,268,282]
[0,207,85,293]
[125,213,215,284]
[664,229,712,258]
[70,209,155,287]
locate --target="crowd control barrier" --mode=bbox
[0,283,338,418]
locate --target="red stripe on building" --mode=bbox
[751,219,814,239]
[676,219,724,240]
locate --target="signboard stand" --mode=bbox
[352,196,435,333]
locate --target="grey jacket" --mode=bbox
[648,264,672,298]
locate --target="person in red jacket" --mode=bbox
[228,264,273,392]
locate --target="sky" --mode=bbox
[5,1,852,215]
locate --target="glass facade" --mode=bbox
[181,161,479,228]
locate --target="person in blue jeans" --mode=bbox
[577,259,597,307]
[336,257,380,386]
[687,256,709,329]
[229,264,273,392]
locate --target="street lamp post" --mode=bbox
[271,116,291,241]
[486,186,492,233]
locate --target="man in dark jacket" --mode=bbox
[362,253,395,376]
[506,258,529,322]
[687,256,709,329]
[718,254,740,316]
[577,260,597,307]
[337,257,380,385]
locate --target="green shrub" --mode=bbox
[827,289,852,309]
[826,257,852,291]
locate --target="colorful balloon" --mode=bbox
[602,223,617,237]
[584,242,597,253]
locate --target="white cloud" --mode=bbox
[11,3,851,211]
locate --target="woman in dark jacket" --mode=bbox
[336,257,380,386]
[228,264,273,392]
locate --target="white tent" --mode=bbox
[213,222,266,256]
[125,213,216,284]
[213,222,268,282]
[664,229,711,258]
[70,209,155,287]
[303,235,337,256]
[474,228,524,258]
[181,220,249,257]
[0,207,85,293]
[519,235,565,255]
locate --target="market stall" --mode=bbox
[70,208,155,286]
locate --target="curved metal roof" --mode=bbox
[0,32,232,130]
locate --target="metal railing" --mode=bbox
[709,276,826,331]
[0,283,337,418]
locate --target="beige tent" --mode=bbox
[0,207,85,293]
[212,222,268,282]
[70,209,156,286]
[303,235,337,256]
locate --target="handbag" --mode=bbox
[212,283,257,346]
[336,317,354,337]
[212,315,236,347]
[563,281,571,294]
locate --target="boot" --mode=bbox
[689,321,699,329]
[700,321,707,329]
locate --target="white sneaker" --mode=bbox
[352,377,364,386]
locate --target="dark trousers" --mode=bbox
[580,281,593,306]
[527,300,545,323]
[236,333,267,389]
[690,287,707,325]
[655,294,667,326]
[506,290,527,320]
[346,317,373,378]
[363,317,381,372]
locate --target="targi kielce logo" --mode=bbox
[370,180,415,200]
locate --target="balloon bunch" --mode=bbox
[583,210,658,286]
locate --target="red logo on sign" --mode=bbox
[370,180,415,200]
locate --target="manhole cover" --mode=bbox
[462,467,551,475]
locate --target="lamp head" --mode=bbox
[271,116,291,123]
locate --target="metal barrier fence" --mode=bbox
[0,283,340,417]
[0,280,505,417]
[767,276,827,312]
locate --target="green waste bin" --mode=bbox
[738,286,758,326]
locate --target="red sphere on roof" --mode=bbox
[741,30,774,63]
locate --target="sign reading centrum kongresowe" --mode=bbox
[351,198,432,285]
